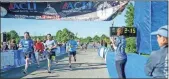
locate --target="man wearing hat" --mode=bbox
[145,25,168,78]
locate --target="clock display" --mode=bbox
[110,27,137,37]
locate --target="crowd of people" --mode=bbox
[1,25,168,78]
[1,39,18,51]
[1,31,100,74]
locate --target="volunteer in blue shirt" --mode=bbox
[66,36,78,68]
[110,27,127,79]
[19,32,34,74]
[145,25,168,78]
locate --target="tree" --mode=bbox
[93,35,100,42]
[86,36,92,43]
[125,37,136,53]
[124,2,136,53]
[125,3,134,27]
[100,34,107,40]
[56,28,75,43]
[56,30,62,42]
[9,30,19,39]
[104,37,111,44]
[6,32,11,41]
[6,30,19,42]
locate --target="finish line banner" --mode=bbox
[1,1,128,21]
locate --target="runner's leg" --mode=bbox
[73,51,76,62]
[23,54,30,74]
[37,52,40,67]
[47,57,51,73]
[69,52,72,68]
[46,51,51,73]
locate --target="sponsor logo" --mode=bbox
[1,7,7,17]
[40,15,60,20]
[8,2,37,12]
[62,2,94,10]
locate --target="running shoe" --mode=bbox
[37,65,40,68]
[48,70,51,73]
[23,69,27,74]
[69,65,72,68]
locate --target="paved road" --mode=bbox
[1,49,109,78]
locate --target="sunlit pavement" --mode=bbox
[1,49,109,78]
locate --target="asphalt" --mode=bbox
[1,49,109,78]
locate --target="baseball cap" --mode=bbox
[151,25,168,38]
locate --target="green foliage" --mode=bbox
[56,30,62,42]
[100,34,107,40]
[15,37,20,44]
[56,28,75,43]
[93,35,100,42]
[31,36,45,41]
[124,2,136,53]
[86,36,92,43]
[100,34,111,44]
[5,30,20,42]
[104,37,111,44]
[125,3,134,27]
[9,30,19,39]
[125,37,136,53]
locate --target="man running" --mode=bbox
[19,32,34,74]
[44,34,57,73]
[66,36,78,69]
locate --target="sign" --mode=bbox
[1,51,15,69]
[110,27,137,37]
[1,1,128,21]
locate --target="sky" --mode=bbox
[1,2,133,38]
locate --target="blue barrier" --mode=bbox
[98,47,110,59]
[98,47,101,56]
[106,51,152,78]
[1,46,66,72]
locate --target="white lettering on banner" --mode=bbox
[1,51,14,69]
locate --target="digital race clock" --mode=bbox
[110,27,137,37]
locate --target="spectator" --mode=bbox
[2,42,9,51]
[9,39,18,50]
[110,27,127,79]
[145,25,168,78]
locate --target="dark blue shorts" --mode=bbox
[24,52,32,59]
[69,51,76,56]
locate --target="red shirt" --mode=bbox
[35,42,44,53]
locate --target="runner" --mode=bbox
[80,43,84,50]
[66,36,78,69]
[34,38,44,67]
[83,42,88,52]
[19,32,34,74]
[44,34,58,73]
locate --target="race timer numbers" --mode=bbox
[110,27,137,37]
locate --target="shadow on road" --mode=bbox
[49,63,107,72]
[0,50,106,78]
[0,53,68,78]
